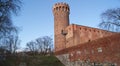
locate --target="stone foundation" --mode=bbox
[57,54,117,66]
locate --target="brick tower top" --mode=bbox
[53,2,70,14]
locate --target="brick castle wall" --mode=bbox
[65,24,115,48]
[55,33,120,66]
[53,2,115,52]
[53,2,120,66]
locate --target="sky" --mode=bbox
[12,0,120,50]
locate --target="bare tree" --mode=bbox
[36,37,43,53]
[0,0,22,37]
[42,36,53,55]
[3,35,21,54]
[0,0,22,51]
[26,41,38,55]
[98,8,120,32]
[26,36,53,55]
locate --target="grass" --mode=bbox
[26,55,65,66]
[0,55,65,66]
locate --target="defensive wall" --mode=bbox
[55,33,120,66]
[53,2,120,66]
[64,24,115,48]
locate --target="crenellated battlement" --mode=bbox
[53,2,70,14]
[75,24,114,35]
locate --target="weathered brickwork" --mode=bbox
[65,24,115,48]
[53,2,70,52]
[53,2,120,66]
[55,33,120,66]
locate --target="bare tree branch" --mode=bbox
[99,8,120,32]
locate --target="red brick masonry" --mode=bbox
[55,33,120,65]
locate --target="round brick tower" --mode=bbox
[53,2,70,52]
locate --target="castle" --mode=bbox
[53,2,120,66]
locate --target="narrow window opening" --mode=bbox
[56,7,58,11]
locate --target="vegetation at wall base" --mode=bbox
[0,54,64,66]
[26,55,64,66]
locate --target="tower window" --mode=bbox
[66,7,68,11]
[59,6,61,10]
[56,7,58,11]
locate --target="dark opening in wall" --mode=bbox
[79,28,81,30]
[88,40,91,42]
[89,29,91,32]
[56,7,59,11]
[85,28,87,31]
[61,30,67,36]
[98,31,100,33]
